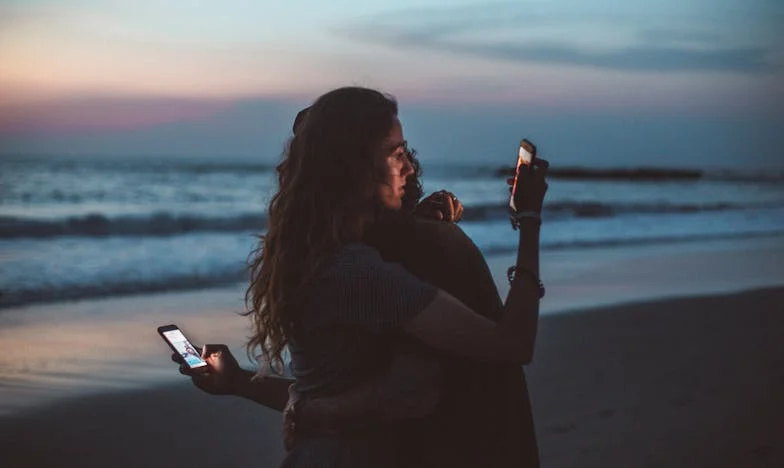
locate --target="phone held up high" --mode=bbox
[157,324,209,373]
[509,138,537,214]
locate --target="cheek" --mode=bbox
[388,160,403,177]
[382,156,403,178]
[377,183,392,200]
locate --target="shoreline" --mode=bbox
[2,286,782,467]
[1,284,780,418]
[1,234,783,416]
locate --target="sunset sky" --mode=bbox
[1,0,782,167]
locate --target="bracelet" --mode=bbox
[510,210,541,230]
[506,266,545,299]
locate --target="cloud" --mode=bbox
[338,2,782,75]
[0,96,236,134]
[635,28,724,46]
[417,37,772,74]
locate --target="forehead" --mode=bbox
[385,118,403,142]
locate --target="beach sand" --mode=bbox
[1,286,782,468]
[529,287,784,468]
[1,236,783,467]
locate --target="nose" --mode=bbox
[401,157,414,178]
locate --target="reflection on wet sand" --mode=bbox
[2,236,783,415]
[0,285,248,415]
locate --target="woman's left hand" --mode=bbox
[414,190,464,223]
[173,344,245,396]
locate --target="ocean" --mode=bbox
[2,155,783,309]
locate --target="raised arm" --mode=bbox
[403,159,547,364]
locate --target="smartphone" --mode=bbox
[157,324,209,372]
[509,138,537,213]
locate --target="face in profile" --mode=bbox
[377,118,414,211]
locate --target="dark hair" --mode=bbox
[294,106,422,214]
[245,87,399,370]
[293,107,309,134]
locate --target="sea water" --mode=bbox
[2,155,783,309]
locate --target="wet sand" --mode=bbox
[2,286,782,468]
[3,235,782,417]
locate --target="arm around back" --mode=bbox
[404,158,548,363]
[403,219,542,364]
[403,281,538,364]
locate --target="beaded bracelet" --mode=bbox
[507,266,546,299]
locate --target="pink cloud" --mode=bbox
[0,96,236,135]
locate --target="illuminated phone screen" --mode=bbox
[509,142,534,212]
[163,329,208,370]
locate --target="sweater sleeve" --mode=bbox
[326,244,439,332]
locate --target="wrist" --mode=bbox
[517,217,542,229]
[510,210,542,229]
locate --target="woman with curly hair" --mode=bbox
[242,86,547,467]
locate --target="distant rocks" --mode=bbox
[494,166,702,181]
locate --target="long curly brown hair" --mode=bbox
[244,87,400,371]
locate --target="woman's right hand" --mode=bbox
[508,158,549,213]
[414,190,464,222]
[171,343,245,395]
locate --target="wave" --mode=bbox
[2,230,781,310]
[462,200,783,222]
[0,212,268,239]
[515,167,700,181]
[484,229,784,255]
[3,200,782,239]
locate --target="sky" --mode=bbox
[1,0,782,167]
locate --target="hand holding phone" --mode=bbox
[158,324,209,373]
[509,139,537,213]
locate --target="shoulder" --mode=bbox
[333,243,383,265]
[321,243,385,278]
[306,242,439,331]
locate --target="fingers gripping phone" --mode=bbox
[157,324,209,372]
[509,139,537,213]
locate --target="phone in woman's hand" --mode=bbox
[158,324,209,373]
[509,139,537,213]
